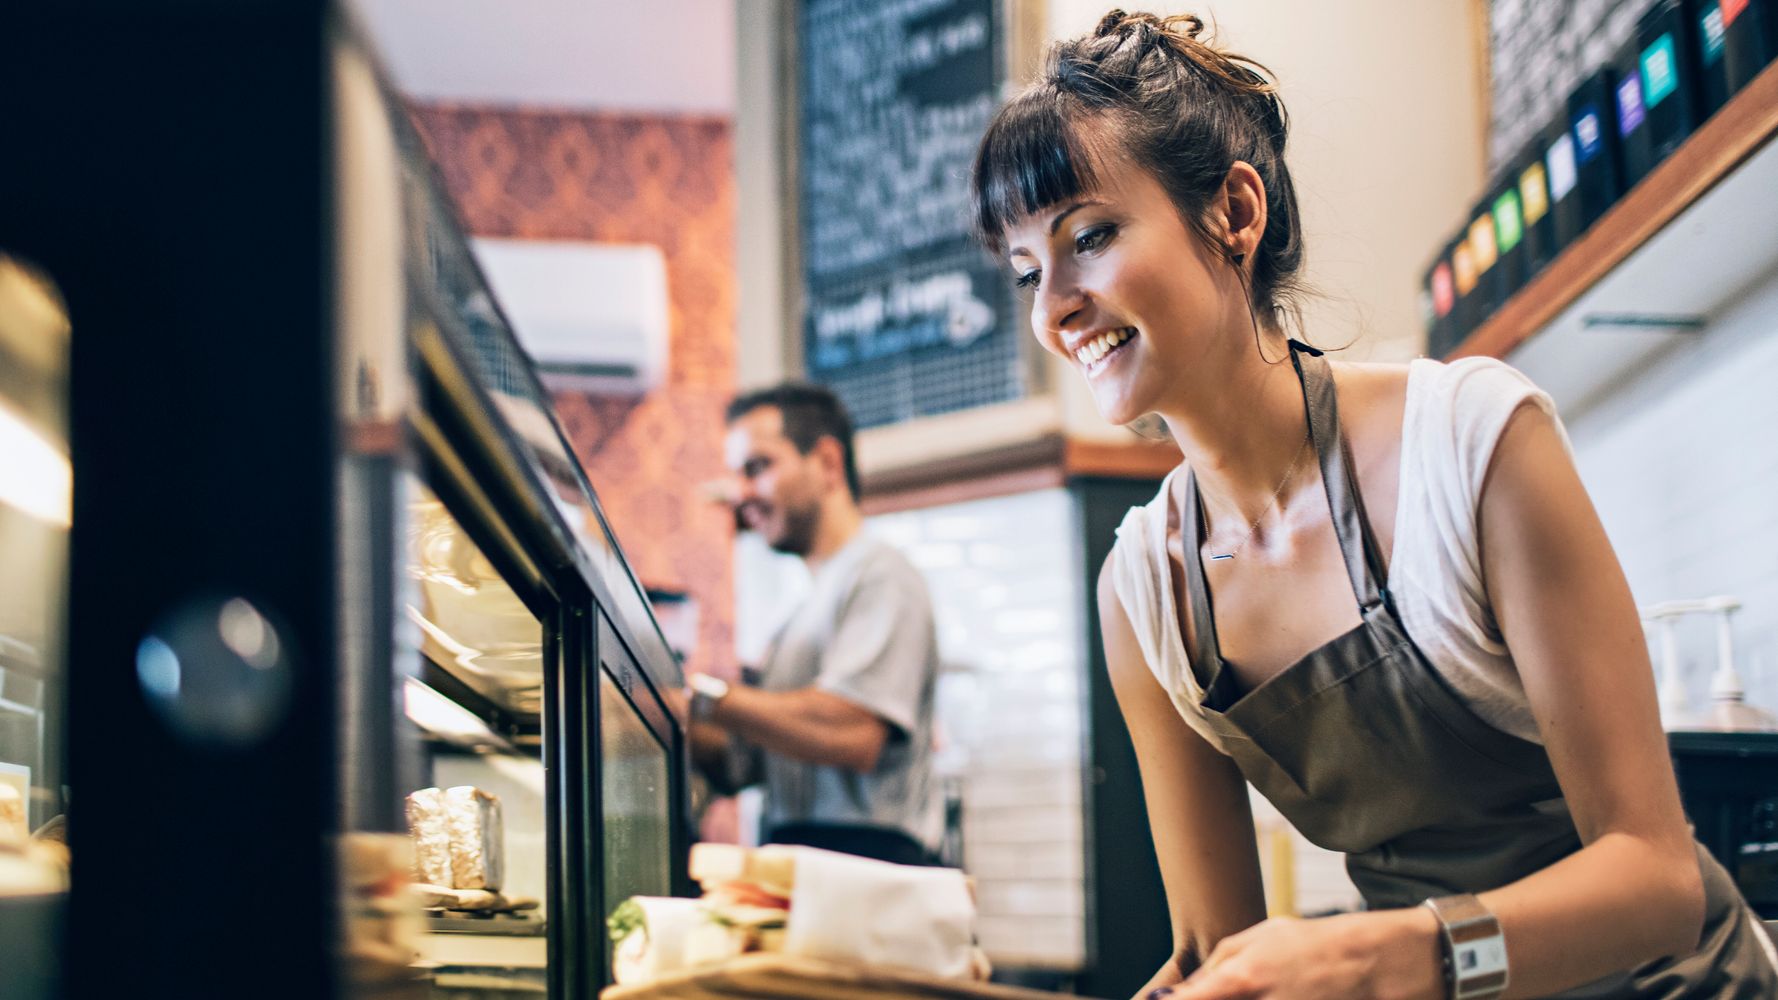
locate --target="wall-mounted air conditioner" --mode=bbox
[470,237,669,395]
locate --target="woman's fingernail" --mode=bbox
[1146,991,1173,1000]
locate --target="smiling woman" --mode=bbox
[970,8,1778,1000]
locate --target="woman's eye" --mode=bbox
[1075,225,1114,254]
[1014,270,1041,290]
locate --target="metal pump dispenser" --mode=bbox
[1643,596,1778,733]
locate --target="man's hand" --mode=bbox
[700,681,891,774]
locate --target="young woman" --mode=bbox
[972,11,1776,999]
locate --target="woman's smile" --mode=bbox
[1072,326,1138,376]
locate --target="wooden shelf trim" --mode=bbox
[859,434,1181,515]
[1452,61,1778,360]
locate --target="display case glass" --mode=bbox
[331,15,688,998]
[598,669,674,938]
[402,478,552,994]
[0,253,70,1000]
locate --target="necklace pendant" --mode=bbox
[1209,553,1234,561]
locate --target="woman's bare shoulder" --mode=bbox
[1327,359,1413,439]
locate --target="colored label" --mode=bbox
[1453,243,1478,295]
[1724,0,1750,25]
[1520,162,1550,224]
[1493,190,1524,253]
[1642,34,1678,108]
[1469,215,1498,272]
[1616,73,1646,136]
[1432,262,1454,317]
[1547,133,1579,199]
[1702,6,1727,64]
[1575,107,1605,163]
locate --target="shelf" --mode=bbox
[1450,61,1778,412]
[859,433,1179,516]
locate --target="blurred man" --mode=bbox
[684,383,940,865]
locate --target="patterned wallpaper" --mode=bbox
[409,104,737,684]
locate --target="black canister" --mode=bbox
[1723,0,1778,99]
[1516,144,1559,277]
[1697,0,1735,114]
[1614,36,1659,188]
[1423,247,1458,357]
[1568,70,1624,232]
[1489,175,1528,302]
[1450,235,1480,349]
[1466,199,1505,322]
[1543,118,1584,251]
[1638,0,1703,163]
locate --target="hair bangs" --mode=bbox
[971,91,1104,254]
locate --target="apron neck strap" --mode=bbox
[1290,341,1389,612]
[1175,342,1393,680]
[1179,467,1224,675]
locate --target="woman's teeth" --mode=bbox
[1076,327,1135,369]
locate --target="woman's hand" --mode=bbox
[1149,910,1443,1000]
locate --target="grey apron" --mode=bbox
[1172,342,1777,997]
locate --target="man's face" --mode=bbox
[724,406,824,556]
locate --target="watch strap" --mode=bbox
[687,673,730,722]
[1422,894,1508,1000]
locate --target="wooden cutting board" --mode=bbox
[600,955,1092,1000]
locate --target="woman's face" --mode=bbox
[1002,152,1241,427]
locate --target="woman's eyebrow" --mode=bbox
[1048,199,1104,235]
[1008,199,1108,258]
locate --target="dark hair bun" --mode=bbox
[1094,9,1206,43]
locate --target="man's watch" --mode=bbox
[1422,893,1508,1000]
[687,673,731,723]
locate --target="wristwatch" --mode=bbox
[1422,894,1508,1000]
[687,673,731,723]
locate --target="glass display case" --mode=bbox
[1,4,688,998]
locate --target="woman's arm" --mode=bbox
[1462,402,1704,995]
[1098,557,1269,998]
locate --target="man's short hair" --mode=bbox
[726,382,861,501]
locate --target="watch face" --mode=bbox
[1456,937,1508,976]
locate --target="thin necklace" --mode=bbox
[1208,432,1312,562]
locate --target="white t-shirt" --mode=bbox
[755,533,943,850]
[1109,357,1566,746]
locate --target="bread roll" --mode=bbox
[688,842,796,898]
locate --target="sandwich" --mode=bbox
[607,844,990,987]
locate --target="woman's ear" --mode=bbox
[1221,161,1268,261]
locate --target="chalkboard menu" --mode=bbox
[797,0,1026,430]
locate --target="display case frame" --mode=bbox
[0,3,691,997]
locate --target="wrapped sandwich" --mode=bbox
[607,844,989,986]
[405,785,504,894]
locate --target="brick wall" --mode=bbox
[408,105,737,684]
